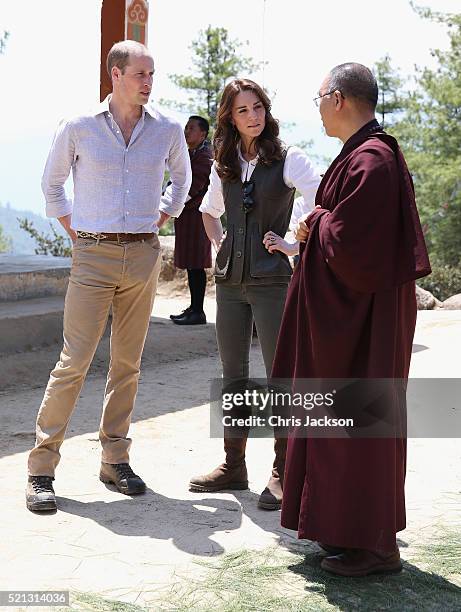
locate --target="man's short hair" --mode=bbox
[106,40,150,77]
[188,115,209,137]
[328,63,378,110]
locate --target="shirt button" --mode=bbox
[126,169,129,173]
[236,251,242,258]
[238,228,244,234]
[126,189,130,194]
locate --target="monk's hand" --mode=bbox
[295,216,310,242]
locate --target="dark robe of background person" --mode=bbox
[172,134,213,325]
[272,119,431,557]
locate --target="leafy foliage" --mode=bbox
[374,54,406,127]
[161,26,258,127]
[418,263,461,301]
[379,7,461,269]
[18,217,72,257]
[0,224,12,252]
[0,30,9,54]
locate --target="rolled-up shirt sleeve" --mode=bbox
[159,124,192,217]
[199,163,225,218]
[41,120,75,218]
[284,146,321,227]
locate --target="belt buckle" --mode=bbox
[77,231,108,241]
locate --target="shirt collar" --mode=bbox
[93,95,158,119]
[190,139,208,156]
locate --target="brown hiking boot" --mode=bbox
[189,436,248,492]
[189,462,248,492]
[26,476,57,512]
[258,436,287,510]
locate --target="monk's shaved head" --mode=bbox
[327,63,378,111]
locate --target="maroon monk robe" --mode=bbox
[272,120,431,553]
[174,142,213,270]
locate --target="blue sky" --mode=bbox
[0,0,459,217]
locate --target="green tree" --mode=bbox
[0,30,8,54]
[0,30,11,247]
[374,54,406,127]
[392,5,461,267]
[161,26,258,127]
[0,225,12,252]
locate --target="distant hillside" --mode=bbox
[0,203,68,254]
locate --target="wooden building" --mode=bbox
[100,0,149,101]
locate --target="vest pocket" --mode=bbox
[249,227,293,279]
[214,225,234,279]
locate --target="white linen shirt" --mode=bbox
[199,146,320,225]
[41,97,192,233]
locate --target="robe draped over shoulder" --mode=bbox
[272,120,430,552]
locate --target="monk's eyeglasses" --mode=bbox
[242,180,255,213]
[313,89,344,107]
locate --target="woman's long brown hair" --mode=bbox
[214,79,283,182]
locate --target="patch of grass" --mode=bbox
[65,526,461,611]
[411,525,461,577]
[65,592,145,611]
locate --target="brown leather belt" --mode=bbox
[76,231,154,243]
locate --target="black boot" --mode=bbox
[173,310,206,325]
[170,306,192,320]
[100,463,146,495]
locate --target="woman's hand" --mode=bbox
[263,231,299,256]
[202,212,224,255]
[213,232,226,254]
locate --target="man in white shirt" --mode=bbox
[26,40,191,513]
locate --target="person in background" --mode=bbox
[272,62,431,576]
[189,78,321,510]
[169,116,213,325]
[26,40,191,513]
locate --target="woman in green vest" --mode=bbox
[189,78,320,510]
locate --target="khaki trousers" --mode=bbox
[28,236,161,476]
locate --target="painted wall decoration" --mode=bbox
[100,0,149,100]
[126,0,149,44]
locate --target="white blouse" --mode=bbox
[199,145,320,226]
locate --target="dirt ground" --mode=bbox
[0,283,460,610]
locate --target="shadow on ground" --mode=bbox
[56,489,286,556]
[289,546,461,611]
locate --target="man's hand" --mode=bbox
[57,214,77,244]
[157,211,171,229]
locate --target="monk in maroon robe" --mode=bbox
[272,63,431,577]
